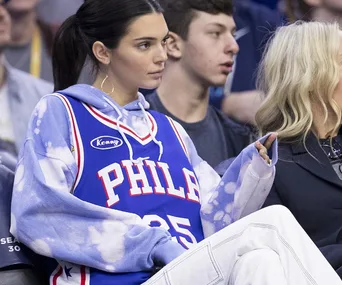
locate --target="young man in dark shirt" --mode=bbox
[146,0,251,170]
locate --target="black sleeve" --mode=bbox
[0,164,47,284]
[0,165,33,269]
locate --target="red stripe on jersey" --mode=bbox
[88,105,155,141]
[52,266,63,285]
[169,118,188,157]
[59,95,81,185]
[80,266,86,285]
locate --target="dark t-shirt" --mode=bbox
[146,92,251,169]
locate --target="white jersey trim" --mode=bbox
[50,93,85,192]
[84,103,158,145]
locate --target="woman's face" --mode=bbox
[107,12,169,91]
[333,32,342,110]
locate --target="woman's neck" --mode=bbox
[93,75,138,107]
[314,119,340,139]
[10,10,37,46]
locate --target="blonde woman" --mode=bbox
[258,21,342,278]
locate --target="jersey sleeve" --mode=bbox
[171,120,278,237]
[10,96,185,273]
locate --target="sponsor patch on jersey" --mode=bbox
[90,136,123,150]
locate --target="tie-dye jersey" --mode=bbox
[10,84,278,284]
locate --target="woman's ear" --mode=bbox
[92,41,111,65]
[166,32,184,60]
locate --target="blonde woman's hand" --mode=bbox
[255,132,277,165]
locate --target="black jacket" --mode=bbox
[263,134,342,277]
[0,164,43,284]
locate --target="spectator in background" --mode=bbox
[4,0,54,82]
[36,0,94,85]
[285,0,342,24]
[210,0,283,126]
[0,0,52,158]
[37,0,83,28]
[147,0,252,170]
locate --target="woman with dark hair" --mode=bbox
[9,0,341,284]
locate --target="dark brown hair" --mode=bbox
[158,0,233,39]
[52,0,163,91]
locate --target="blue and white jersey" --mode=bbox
[49,94,204,284]
[10,84,277,285]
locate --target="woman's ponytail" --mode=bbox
[52,15,87,91]
[52,0,164,91]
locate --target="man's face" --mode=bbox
[180,11,238,87]
[6,0,39,13]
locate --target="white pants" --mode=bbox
[143,205,341,285]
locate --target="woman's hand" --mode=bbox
[255,133,277,165]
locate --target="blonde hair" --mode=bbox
[256,21,341,144]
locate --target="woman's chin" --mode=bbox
[139,79,162,90]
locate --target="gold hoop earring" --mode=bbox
[100,75,115,95]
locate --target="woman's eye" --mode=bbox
[138,42,151,50]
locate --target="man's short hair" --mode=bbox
[159,0,233,39]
